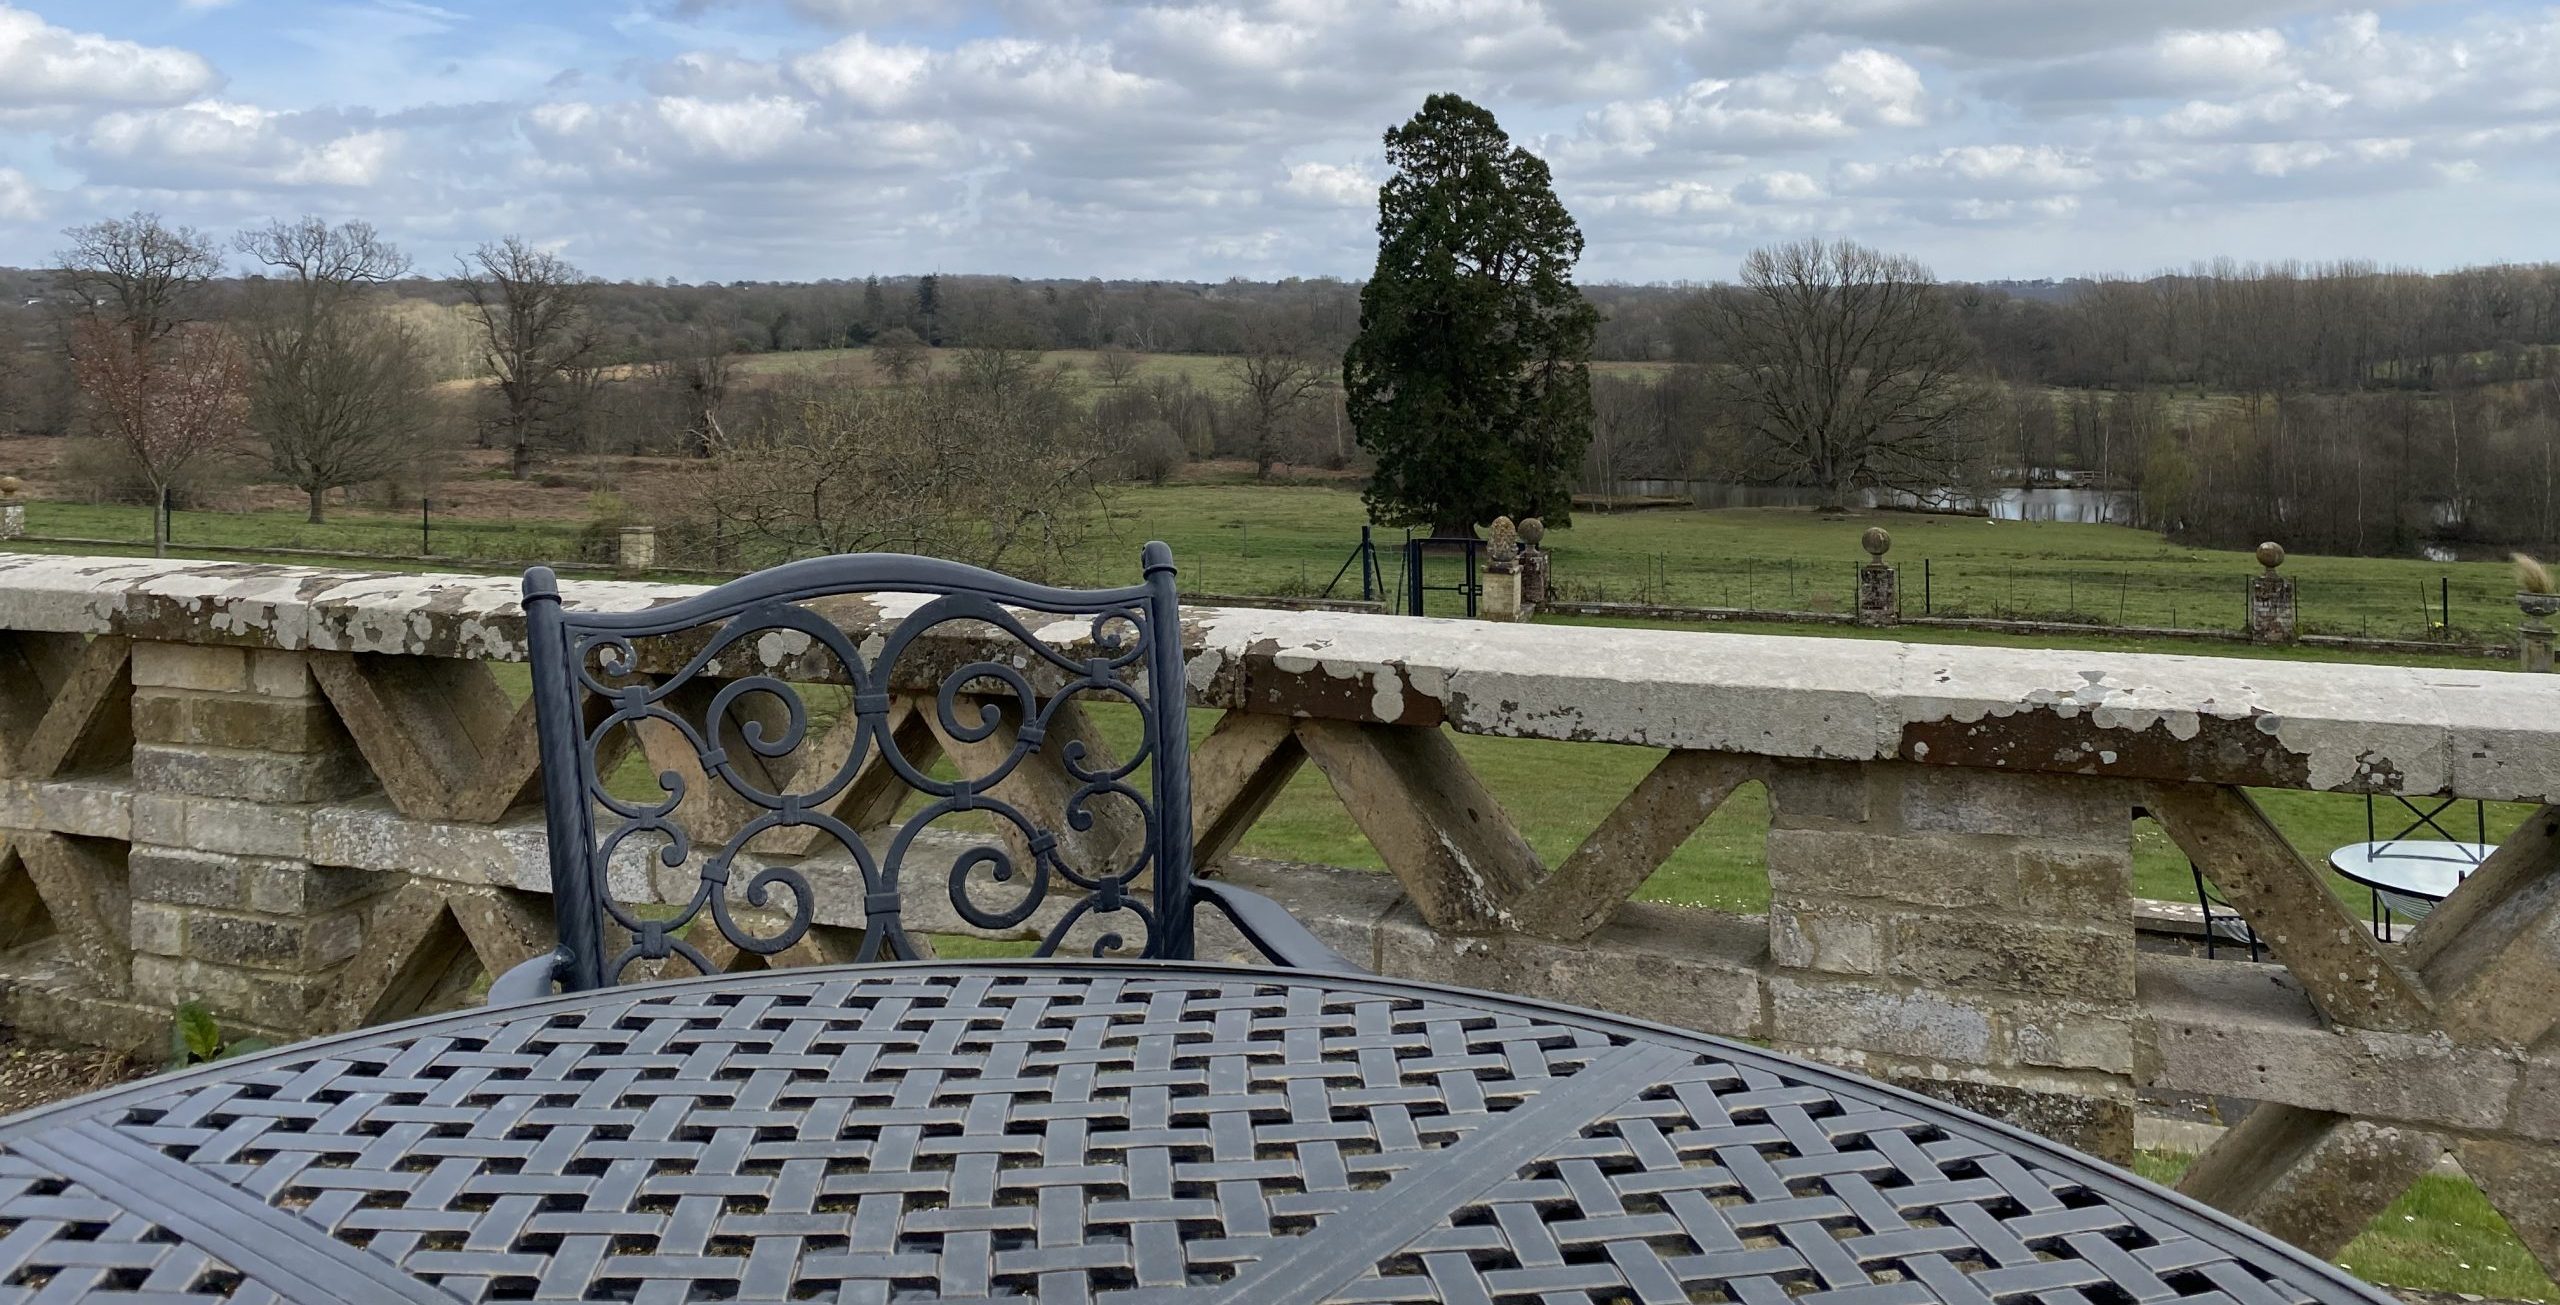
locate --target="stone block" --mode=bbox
[1765,828,2021,911]
[1770,974,1997,1065]
[1900,768,2129,841]
[129,901,186,956]
[5,779,133,841]
[130,954,323,1033]
[185,915,304,967]
[1377,899,1767,1041]
[1769,901,1883,975]
[2514,1054,2560,1142]
[133,743,366,804]
[2016,844,2133,925]
[128,792,187,847]
[244,860,381,915]
[1884,1073,2133,1163]
[249,649,316,698]
[129,643,250,693]
[2005,1004,2138,1075]
[184,909,363,970]
[1763,760,1874,826]
[1886,917,2135,1002]
[131,690,346,754]
[128,847,243,909]
[186,800,311,861]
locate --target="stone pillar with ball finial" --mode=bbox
[1516,516,1549,610]
[1856,527,1899,627]
[2248,542,2297,644]
[0,475,23,541]
[1480,516,1524,621]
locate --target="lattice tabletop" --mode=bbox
[0,963,2387,1304]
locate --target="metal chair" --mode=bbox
[491,542,1355,1002]
[2190,866,2263,962]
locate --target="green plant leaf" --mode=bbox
[173,1002,221,1064]
[219,1038,274,1060]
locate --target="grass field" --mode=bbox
[13,477,2537,643]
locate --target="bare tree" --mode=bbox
[871,326,927,384]
[69,321,248,553]
[1228,329,1326,479]
[54,213,224,355]
[647,318,735,457]
[455,238,600,480]
[1697,239,1986,509]
[235,218,429,521]
[681,369,1106,578]
[1094,343,1140,389]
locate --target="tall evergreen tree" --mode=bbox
[1344,94,1597,535]
[915,274,942,346]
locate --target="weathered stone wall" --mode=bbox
[0,554,2555,1269]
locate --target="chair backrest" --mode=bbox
[2367,793,2488,861]
[521,543,1196,992]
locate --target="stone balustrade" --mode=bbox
[0,553,2554,1272]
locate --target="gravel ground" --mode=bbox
[0,1028,151,1116]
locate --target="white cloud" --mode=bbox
[67,100,401,189]
[789,34,931,109]
[1277,162,1376,207]
[1563,48,1930,171]
[0,3,220,109]
[0,167,40,221]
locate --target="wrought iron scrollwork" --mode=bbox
[548,574,1169,984]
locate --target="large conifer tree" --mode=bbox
[1344,94,1598,535]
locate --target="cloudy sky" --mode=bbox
[1,0,2554,284]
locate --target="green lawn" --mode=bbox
[2135,1151,2556,1301]
[14,475,2536,644]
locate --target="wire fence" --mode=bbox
[4,498,2531,646]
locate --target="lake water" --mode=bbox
[1600,480,2139,525]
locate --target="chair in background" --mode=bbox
[492,541,1355,1003]
[2190,866,2263,962]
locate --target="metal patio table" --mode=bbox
[0,963,2387,1305]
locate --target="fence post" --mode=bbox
[420,498,431,556]
[1923,558,1932,614]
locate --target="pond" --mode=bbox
[1598,479,2140,525]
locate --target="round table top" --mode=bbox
[0,962,2385,1305]
[2325,840,2494,901]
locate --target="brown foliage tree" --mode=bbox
[69,320,248,551]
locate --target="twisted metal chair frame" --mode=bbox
[493,541,1352,1002]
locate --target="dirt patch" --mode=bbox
[0,1027,152,1116]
